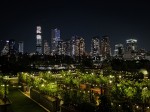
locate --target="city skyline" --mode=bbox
[0,0,150,52]
[0,26,148,54]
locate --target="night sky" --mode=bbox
[0,0,150,53]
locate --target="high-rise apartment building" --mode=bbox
[57,40,64,55]
[51,28,60,55]
[63,40,71,56]
[76,37,85,56]
[114,44,124,57]
[100,36,111,58]
[57,40,71,56]
[123,39,138,60]
[36,26,42,54]
[71,36,76,56]
[18,41,24,54]
[91,36,100,57]
[1,40,9,55]
[126,39,137,52]
[44,40,50,55]
[9,39,16,54]
[71,36,85,56]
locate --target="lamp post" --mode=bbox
[3,76,9,104]
[3,76,9,112]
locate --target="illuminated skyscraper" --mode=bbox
[57,40,71,56]
[100,36,111,58]
[71,36,85,56]
[91,36,100,57]
[1,40,9,55]
[76,37,85,56]
[63,40,71,56]
[114,44,124,57]
[126,39,137,52]
[57,40,64,55]
[51,28,60,55]
[36,26,42,54]
[71,36,76,56]
[123,39,138,60]
[18,41,24,54]
[44,40,50,55]
[9,39,16,54]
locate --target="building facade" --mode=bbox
[9,39,16,54]
[76,37,85,56]
[1,40,9,55]
[63,40,71,56]
[114,44,124,57]
[71,36,76,56]
[51,28,60,55]
[126,39,137,52]
[100,36,111,59]
[71,36,85,56]
[57,40,64,55]
[44,40,50,55]
[123,39,138,60]
[18,41,24,54]
[36,26,42,54]
[91,36,100,57]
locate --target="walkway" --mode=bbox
[7,87,47,112]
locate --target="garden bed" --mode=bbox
[30,88,60,112]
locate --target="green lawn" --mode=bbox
[8,87,48,112]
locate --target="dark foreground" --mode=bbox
[4,87,47,112]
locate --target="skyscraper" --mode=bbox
[100,36,111,59]
[57,40,71,56]
[114,44,124,57]
[91,36,100,57]
[71,36,85,56]
[71,36,76,56]
[44,40,50,55]
[36,26,42,54]
[126,39,137,52]
[123,39,138,60]
[18,41,24,54]
[63,40,71,56]
[51,28,60,55]
[76,37,85,56]
[9,39,16,54]
[1,40,9,55]
[57,40,64,55]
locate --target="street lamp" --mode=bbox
[2,76,9,112]
[3,76,9,104]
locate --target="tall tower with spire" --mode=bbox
[36,26,42,54]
